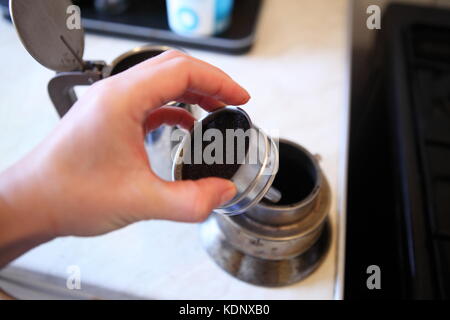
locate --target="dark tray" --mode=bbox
[1,0,263,54]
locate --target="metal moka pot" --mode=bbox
[172,108,331,286]
[200,139,332,287]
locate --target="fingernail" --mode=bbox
[219,185,236,207]
[242,88,251,101]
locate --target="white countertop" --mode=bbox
[0,0,349,299]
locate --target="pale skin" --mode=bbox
[0,50,250,267]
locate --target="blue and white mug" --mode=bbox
[166,0,234,37]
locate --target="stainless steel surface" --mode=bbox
[201,216,331,288]
[49,45,182,117]
[146,102,199,181]
[48,67,104,117]
[200,139,331,286]
[262,185,281,203]
[247,141,322,226]
[219,178,330,260]
[10,0,85,72]
[172,107,279,216]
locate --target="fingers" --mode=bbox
[160,55,250,105]
[148,178,236,222]
[114,50,250,121]
[127,48,186,69]
[144,106,196,132]
[176,92,226,111]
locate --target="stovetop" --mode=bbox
[345,1,450,299]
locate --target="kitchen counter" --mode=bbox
[0,0,348,299]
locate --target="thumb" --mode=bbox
[156,178,236,222]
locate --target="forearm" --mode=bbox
[0,159,55,268]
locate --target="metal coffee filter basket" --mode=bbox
[172,107,280,216]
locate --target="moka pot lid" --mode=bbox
[10,0,85,72]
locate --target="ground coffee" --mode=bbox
[181,108,251,180]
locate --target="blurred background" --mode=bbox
[0,0,449,300]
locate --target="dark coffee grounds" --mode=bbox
[181,108,251,180]
[262,142,317,206]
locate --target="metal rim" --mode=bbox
[215,135,278,215]
[223,173,331,241]
[256,138,322,211]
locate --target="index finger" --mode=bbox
[113,51,250,120]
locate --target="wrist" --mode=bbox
[0,156,56,267]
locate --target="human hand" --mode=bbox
[0,50,250,247]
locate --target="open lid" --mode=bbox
[10,0,85,72]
